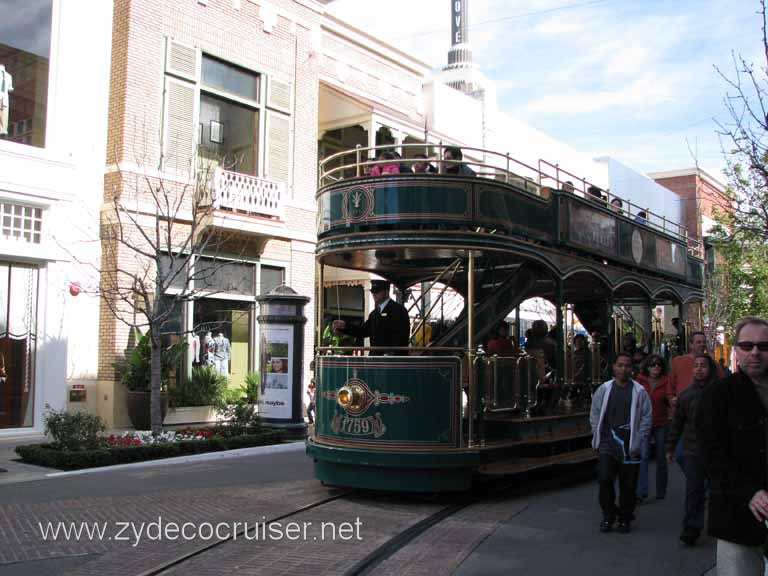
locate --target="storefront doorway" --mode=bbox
[0,263,39,429]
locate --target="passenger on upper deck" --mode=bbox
[443,146,476,177]
[587,185,605,203]
[610,197,623,214]
[412,154,438,174]
[562,180,575,193]
[369,151,401,176]
[635,210,648,224]
[391,151,411,174]
[332,280,410,355]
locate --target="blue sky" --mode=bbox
[328,0,764,182]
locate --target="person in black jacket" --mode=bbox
[332,280,410,354]
[698,316,768,575]
[666,353,717,546]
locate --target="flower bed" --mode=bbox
[15,428,284,471]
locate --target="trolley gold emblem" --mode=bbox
[321,378,410,439]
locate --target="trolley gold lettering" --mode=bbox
[332,413,386,438]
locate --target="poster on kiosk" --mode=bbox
[259,325,294,419]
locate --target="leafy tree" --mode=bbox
[703,0,768,335]
[713,0,768,244]
[707,226,768,331]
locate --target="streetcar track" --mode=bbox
[342,499,474,576]
[135,488,354,576]
[135,460,594,576]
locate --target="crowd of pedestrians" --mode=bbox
[590,316,768,575]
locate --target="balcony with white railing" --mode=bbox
[204,167,285,220]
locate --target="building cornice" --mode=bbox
[321,13,431,77]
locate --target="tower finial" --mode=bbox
[444,0,475,92]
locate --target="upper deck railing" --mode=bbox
[318,143,703,259]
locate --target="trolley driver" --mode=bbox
[332,280,410,354]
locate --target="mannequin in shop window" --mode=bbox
[204,332,215,366]
[0,65,13,136]
[214,332,231,376]
[192,333,200,365]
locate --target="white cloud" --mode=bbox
[327,0,762,176]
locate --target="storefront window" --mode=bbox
[0,0,52,147]
[0,263,39,429]
[193,299,252,389]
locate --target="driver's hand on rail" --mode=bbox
[332,320,346,334]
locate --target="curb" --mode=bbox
[45,441,306,478]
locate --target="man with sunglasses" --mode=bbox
[332,280,410,355]
[698,316,768,575]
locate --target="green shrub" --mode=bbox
[243,372,259,403]
[216,372,262,435]
[170,365,226,407]
[221,387,245,405]
[113,330,186,392]
[43,408,106,451]
[14,431,284,471]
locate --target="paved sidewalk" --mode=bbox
[456,461,716,576]
[0,434,53,486]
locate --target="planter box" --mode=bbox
[164,405,221,426]
[15,431,284,471]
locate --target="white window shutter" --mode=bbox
[267,77,292,113]
[165,38,198,81]
[265,110,290,184]
[162,77,197,175]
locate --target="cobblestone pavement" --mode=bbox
[159,494,444,576]
[0,449,727,576]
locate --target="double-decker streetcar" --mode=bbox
[306,144,704,492]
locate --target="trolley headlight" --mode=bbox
[337,384,364,411]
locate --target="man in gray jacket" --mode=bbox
[590,352,652,533]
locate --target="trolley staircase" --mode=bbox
[430,262,537,348]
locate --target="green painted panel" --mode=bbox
[687,258,704,287]
[475,186,554,240]
[318,179,471,236]
[656,236,687,277]
[567,201,617,256]
[315,356,460,448]
[617,221,657,269]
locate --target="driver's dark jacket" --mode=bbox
[698,371,768,546]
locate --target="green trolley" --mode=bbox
[306,144,704,492]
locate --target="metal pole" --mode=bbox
[317,261,324,348]
[555,283,565,412]
[506,153,510,184]
[644,300,654,354]
[467,251,475,448]
[355,144,361,178]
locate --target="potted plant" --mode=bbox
[113,330,185,429]
[166,365,226,425]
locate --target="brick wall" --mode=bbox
[102,0,323,386]
[653,174,701,241]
